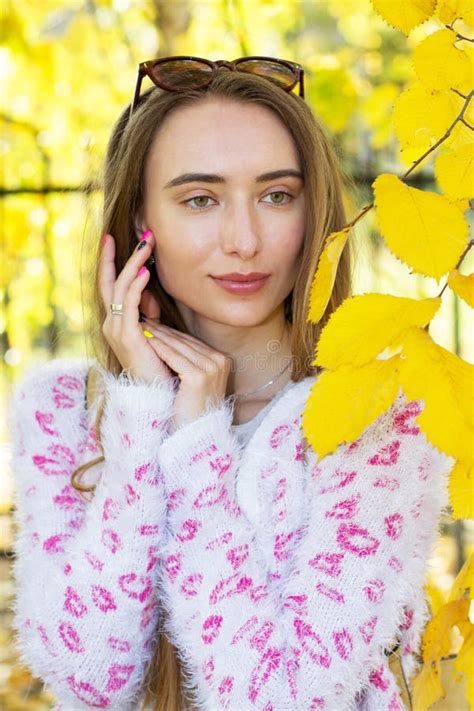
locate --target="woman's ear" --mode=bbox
[133,208,148,242]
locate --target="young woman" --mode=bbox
[8,57,453,711]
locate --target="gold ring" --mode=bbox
[110,303,123,316]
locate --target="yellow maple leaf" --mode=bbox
[436,0,474,26]
[413,28,473,94]
[399,326,474,465]
[447,269,474,307]
[314,293,440,369]
[370,0,436,35]
[302,355,401,459]
[307,227,351,324]
[373,173,469,280]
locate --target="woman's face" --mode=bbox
[141,98,306,328]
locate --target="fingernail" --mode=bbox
[136,239,148,251]
[143,329,154,338]
[137,266,148,276]
[142,229,153,240]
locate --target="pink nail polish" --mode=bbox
[137,266,148,276]
[142,229,153,240]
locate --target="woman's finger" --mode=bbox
[112,230,154,308]
[142,320,214,357]
[110,232,154,340]
[147,333,198,378]
[152,330,230,382]
[120,265,151,343]
[98,234,116,312]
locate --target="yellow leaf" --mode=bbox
[302,356,401,459]
[435,140,474,201]
[454,625,474,707]
[450,198,471,212]
[399,326,474,465]
[413,28,473,93]
[436,0,474,26]
[449,460,474,519]
[393,81,463,156]
[446,119,474,151]
[449,554,474,601]
[412,659,445,711]
[307,227,351,324]
[373,173,469,279]
[425,577,448,615]
[307,66,359,134]
[423,599,469,661]
[370,0,436,35]
[447,269,474,307]
[467,96,474,128]
[456,619,473,644]
[314,293,441,369]
[360,83,400,130]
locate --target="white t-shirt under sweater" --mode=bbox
[8,356,454,711]
[230,378,297,446]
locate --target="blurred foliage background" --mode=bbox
[1,0,472,708]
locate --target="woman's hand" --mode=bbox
[99,229,174,385]
[139,320,232,432]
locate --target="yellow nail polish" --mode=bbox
[143,329,154,338]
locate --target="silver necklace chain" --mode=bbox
[233,360,292,400]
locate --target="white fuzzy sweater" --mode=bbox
[7,356,454,711]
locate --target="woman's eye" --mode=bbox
[263,191,294,205]
[183,195,215,210]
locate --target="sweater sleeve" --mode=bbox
[8,358,178,710]
[353,654,411,710]
[155,391,454,710]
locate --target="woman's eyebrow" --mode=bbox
[163,169,304,189]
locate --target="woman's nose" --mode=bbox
[219,202,262,257]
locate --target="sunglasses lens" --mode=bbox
[236,59,296,90]
[151,59,213,90]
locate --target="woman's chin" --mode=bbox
[175,293,280,329]
[209,307,274,328]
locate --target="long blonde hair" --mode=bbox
[71,67,355,710]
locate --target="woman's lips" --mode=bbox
[211,276,270,294]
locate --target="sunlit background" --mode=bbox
[1,0,473,708]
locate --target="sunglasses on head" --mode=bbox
[130,55,305,119]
